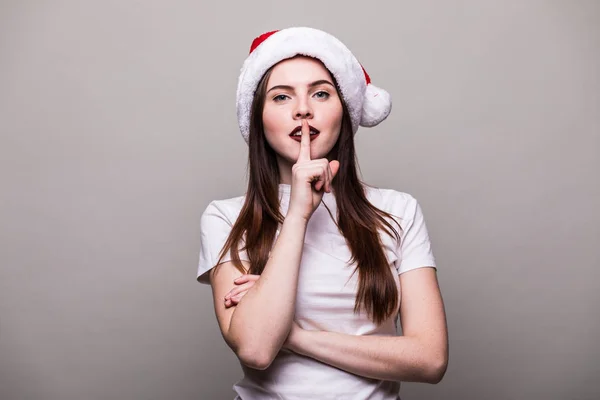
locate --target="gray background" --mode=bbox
[1,1,598,399]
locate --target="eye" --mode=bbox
[273,94,289,102]
[314,91,330,99]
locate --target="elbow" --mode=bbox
[225,329,279,370]
[236,347,275,371]
[422,354,448,384]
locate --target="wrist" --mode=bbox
[284,213,310,227]
[288,326,313,355]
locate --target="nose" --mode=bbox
[293,97,313,120]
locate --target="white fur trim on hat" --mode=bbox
[236,27,392,143]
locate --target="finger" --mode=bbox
[314,173,324,191]
[315,160,329,191]
[329,160,340,178]
[234,274,259,285]
[327,160,340,192]
[324,160,333,193]
[324,163,332,193]
[297,119,311,163]
[224,288,250,307]
[296,163,325,191]
[225,281,257,299]
[230,290,248,304]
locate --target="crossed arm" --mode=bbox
[211,261,448,383]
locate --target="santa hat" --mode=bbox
[236,27,392,143]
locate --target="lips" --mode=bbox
[289,125,320,137]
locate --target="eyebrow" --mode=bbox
[266,80,335,94]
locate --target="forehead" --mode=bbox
[267,56,333,87]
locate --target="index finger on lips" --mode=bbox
[297,119,311,162]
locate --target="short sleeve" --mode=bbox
[396,195,437,274]
[197,201,249,285]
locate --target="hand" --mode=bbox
[224,274,260,308]
[287,119,340,222]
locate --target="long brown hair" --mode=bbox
[216,62,402,325]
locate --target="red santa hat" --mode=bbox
[236,27,392,143]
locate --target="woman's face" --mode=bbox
[262,56,343,166]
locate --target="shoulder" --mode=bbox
[200,194,246,226]
[364,184,420,219]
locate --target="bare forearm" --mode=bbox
[228,215,307,365]
[291,330,447,383]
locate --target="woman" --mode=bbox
[197,27,448,400]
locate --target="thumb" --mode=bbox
[329,160,340,180]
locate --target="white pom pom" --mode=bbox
[360,84,392,127]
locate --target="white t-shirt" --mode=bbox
[197,183,436,400]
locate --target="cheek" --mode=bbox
[322,102,343,132]
[262,107,286,137]
[262,109,274,133]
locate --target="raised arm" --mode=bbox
[208,119,340,370]
[209,214,308,370]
